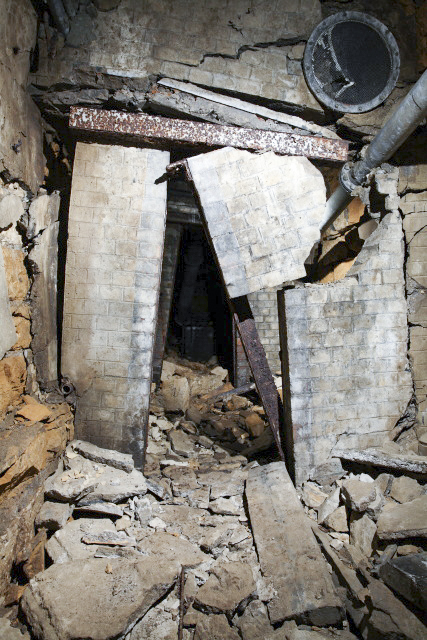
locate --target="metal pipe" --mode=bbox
[321,183,354,232]
[47,0,70,35]
[321,69,427,232]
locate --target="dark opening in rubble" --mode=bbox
[167,226,232,369]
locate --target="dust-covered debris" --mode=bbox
[10,357,427,638]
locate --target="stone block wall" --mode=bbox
[281,211,413,485]
[249,287,281,375]
[187,148,326,298]
[33,0,321,113]
[62,142,169,464]
[399,165,427,426]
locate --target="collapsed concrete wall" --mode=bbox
[282,211,413,484]
[62,143,169,464]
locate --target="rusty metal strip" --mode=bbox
[69,106,348,162]
[277,288,296,482]
[178,566,185,640]
[233,312,285,463]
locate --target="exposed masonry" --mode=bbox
[0,0,44,191]
[234,287,282,385]
[0,247,16,358]
[399,166,427,426]
[250,287,281,374]
[32,0,321,113]
[187,148,326,298]
[282,211,413,485]
[62,143,169,465]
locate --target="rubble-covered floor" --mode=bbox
[1,357,426,640]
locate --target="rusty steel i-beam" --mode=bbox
[69,107,348,162]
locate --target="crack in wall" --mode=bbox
[399,206,419,429]
[407,223,427,244]
[159,37,306,70]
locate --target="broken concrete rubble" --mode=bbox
[8,418,426,639]
[45,518,117,563]
[349,513,377,557]
[389,476,424,503]
[194,561,256,614]
[194,613,241,640]
[21,557,180,640]
[35,501,72,531]
[363,578,427,640]
[379,552,427,611]
[72,439,134,472]
[137,531,209,568]
[377,495,427,539]
[342,478,378,512]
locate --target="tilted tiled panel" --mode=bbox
[62,142,169,465]
[187,147,326,298]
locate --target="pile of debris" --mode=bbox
[150,355,277,458]
[1,360,426,639]
[299,467,427,622]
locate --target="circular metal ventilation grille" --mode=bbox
[303,12,400,113]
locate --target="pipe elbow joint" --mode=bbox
[339,162,356,194]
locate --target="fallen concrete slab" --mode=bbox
[333,448,427,476]
[154,79,341,139]
[377,495,427,539]
[379,552,427,611]
[21,557,180,640]
[363,577,427,640]
[71,440,134,472]
[245,462,343,626]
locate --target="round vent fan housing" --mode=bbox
[303,11,400,113]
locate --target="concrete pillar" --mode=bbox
[62,142,169,465]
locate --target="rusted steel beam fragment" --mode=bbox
[233,307,285,464]
[69,106,348,162]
